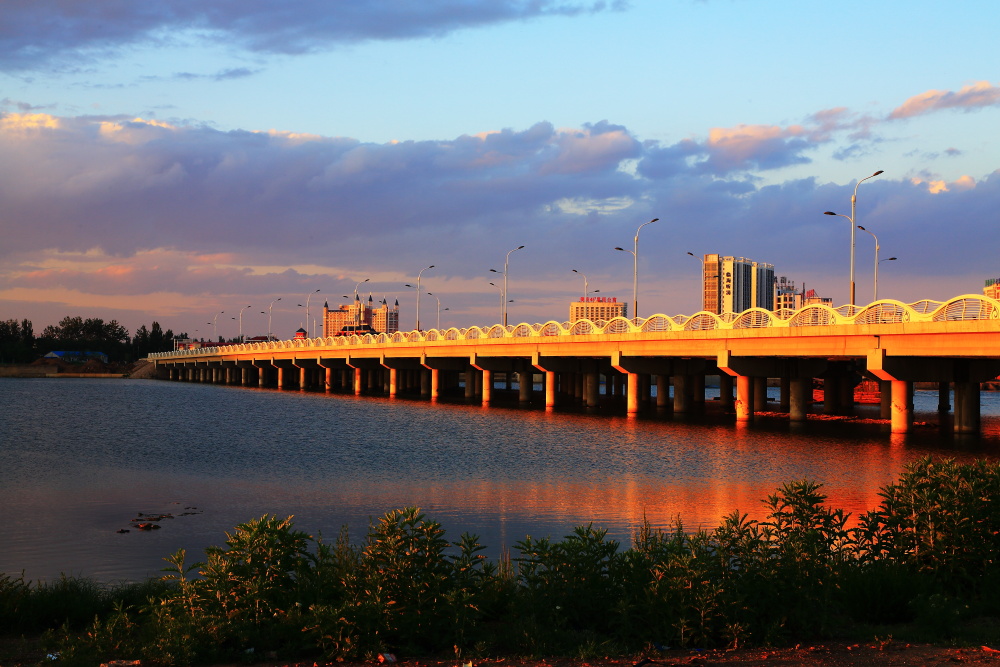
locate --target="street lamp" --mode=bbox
[824,169,883,305]
[298,289,320,337]
[878,254,898,301]
[210,311,224,341]
[267,298,281,341]
[414,265,434,330]
[497,245,524,327]
[615,218,659,322]
[571,269,600,300]
[857,225,888,302]
[236,305,251,342]
[488,282,503,324]
[426,292,447,330]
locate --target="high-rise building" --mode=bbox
[322,295,399,336]
[700,254,775,314]
[985,278,1000,300]
[569,296,627,322]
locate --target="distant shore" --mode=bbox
[0,359,153,378]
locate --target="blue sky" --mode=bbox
[2,0,999,338]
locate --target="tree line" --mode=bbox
[0,316,180,364]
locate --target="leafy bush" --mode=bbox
[32,457,1000,665]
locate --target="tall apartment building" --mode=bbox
[985,278,1000,300]
[322,295,399,336]
[569,296,627,322]
[700,254,775,314]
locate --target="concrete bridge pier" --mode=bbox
[718,353,828,425]
[735,374,753,421]
[656,374,670,410]
[421,356,467,402]
[955,381,981,434]
[719,373,734,412]
[890,380,913,434]
[544,371,556,408]
[823,374,841,415]
[672,375,691,413]
[252,360,269,387]
[868,351,1000,435]
[789,377,811,422]
[692,373,705,408]
[519,366,532,403]
[481,369,493,405]
[585,372,600,408]
[430,368,440,400]
[779,377,791,412]
[625,372,640,414]
[880,380,892,419]
[753,376,768,413]
[938,382,952,413]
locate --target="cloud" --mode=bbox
[889,81,1000,119]
[169,67,261,82]
[0,0,624,71]
[3,83,1000,333]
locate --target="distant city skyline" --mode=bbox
[2,1,999,337]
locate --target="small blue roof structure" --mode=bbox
[43,350,110,364]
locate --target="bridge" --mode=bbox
[149,295,1000,435]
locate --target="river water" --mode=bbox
[2,377,1000,583]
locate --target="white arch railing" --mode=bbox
[150,295,1000,359]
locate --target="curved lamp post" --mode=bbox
[298,289,320,337]
[571,269,600,299]
[237,305,251,342]
[414,265,434,330]
[615,218,659,321]
[824,170,883,305]
[426,292,447,330]
[878,255,898,301]
[488,282,503,324]
[267,298,281,341]
[211,311,224,342]
[856,225,886,302]
[501,246,524,327]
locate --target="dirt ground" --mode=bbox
[4,641,1000,666]
[208,643,999,667]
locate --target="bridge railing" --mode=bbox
[151,295,1000,359]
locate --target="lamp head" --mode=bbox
[857,225,867,231]
[614,247,625,252]
[823,211,836,216]
[650,218,659,223]
[686,251,694,256]
[873,170,884,176]
[516,245,524,250]
[887,257,897,261]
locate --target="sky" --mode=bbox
[2,0,999,340]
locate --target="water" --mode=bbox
[2,377,1000,583]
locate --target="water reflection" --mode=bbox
[1,378,999,583]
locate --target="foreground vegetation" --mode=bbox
[4,456,1000,666]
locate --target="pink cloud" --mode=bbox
[889,81,1000,119]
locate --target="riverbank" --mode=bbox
[0,359,154,378]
